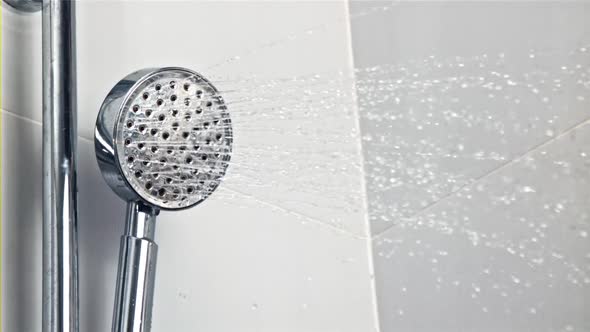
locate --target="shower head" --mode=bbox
[95,67,232,210]
[94,67,232,332]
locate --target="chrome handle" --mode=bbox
[113,202,159,332]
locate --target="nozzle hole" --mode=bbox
[182,132,190,139]
[158,188,166,197]
[171,109,179,117]
[145,182,153,190]
[156,99,164,107]
[142,92,149,100]
[187,187,194,194]
[138,125,147,133]
[162,132,170,140]
[170,81,176,89]
[155,84,162,91]
[183,83,190,91]
[151,146,159,153]
[126,120,134,128]
[137,143,145,150]
[124,138,132,146]
[170,95,177,102]
[185,157,193,164]
[145,109,153,117]
[132,105,140,113]
[127,156,135,163]
[158,114,166,121]
[172,122,179,130]
[206,101,213,107]
[150,128,158,136]
[184,98,191,106]
[166,177,173,184]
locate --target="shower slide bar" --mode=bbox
[4,1,80,332]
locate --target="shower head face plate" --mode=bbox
[113,68,232,210]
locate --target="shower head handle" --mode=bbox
[112,201,159,332]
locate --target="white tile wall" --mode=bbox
[349,1,590,332]
[2,1,378,331]
[373,121,590,331]
[351,1,590,235]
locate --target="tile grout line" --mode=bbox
[0,108,94,143]
[372,116,590,240]
[344,1,383,331]
[221,185,367,240]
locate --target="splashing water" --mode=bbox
[202,43,589,241]
[161,2,590,327]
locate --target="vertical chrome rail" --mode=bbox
[42,1,79,332]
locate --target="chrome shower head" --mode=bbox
[94,67,232,332]
[95,67,232,210]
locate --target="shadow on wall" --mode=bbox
[2,6,43,329]
[2,114,42,332]
[77,136,126,332]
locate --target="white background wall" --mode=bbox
[2,1,378,331]
[350,1,590,331]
